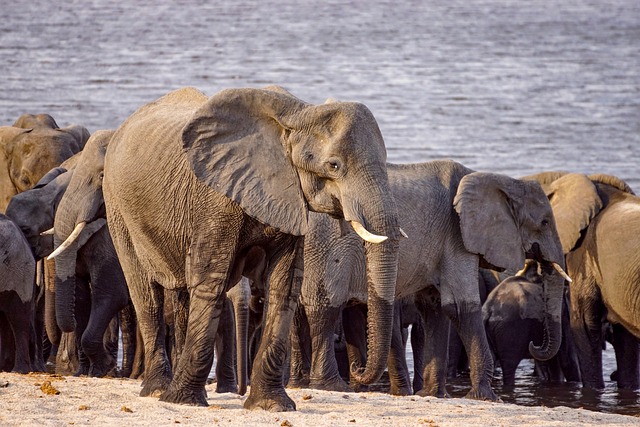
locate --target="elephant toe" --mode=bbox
[465,386,500,402]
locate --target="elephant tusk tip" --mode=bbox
[40,228,54,236]
[399,227,408,239]
[349,221,388,244]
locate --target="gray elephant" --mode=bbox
[102,86,401,410]
[0,213,41,373]
[483,260,581,387]
[48,129,134,377]
[0,113,89,212]
[524,171,640,390]
[300,160,569,401]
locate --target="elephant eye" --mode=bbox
[541,219,549,226]
[98,171,104,180]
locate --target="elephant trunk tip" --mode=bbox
[349,361,385,386]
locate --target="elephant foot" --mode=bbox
[243,388,296,411]
[465,385,500,402]
[160,385,208,406]
[310,376,351,392]
[415,384,450,398]
[140,374,172,398]
[74,365,90,377]
[389,384,412,396]
[215,382,238,394]
[89,355,117,378]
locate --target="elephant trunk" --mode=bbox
[349,199,400,385]
[43,259,61,345]
[529,261,566,361]
[232,279,251,396]
[54,237,78,333]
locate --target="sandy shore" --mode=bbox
[0,373,637,426]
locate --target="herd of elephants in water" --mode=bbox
[0,84,638,415]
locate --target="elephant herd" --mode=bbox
[0,86,638,412]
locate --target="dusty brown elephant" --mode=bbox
[102,86,401,411]
[0,113,89,212]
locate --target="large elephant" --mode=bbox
[524,171,640,390]
[0,113,89,212]
[0,213,41,373]
[483,260,581,387]
[299,160,568,401]
[102,86,401,410]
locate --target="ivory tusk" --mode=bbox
[552,262,572,283]
[515,266,527,277]
[40,228,54,236]
[399,227,408,239]
[47,222,86,260]
[350,221,388,244]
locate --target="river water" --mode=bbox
[2,0,638,416]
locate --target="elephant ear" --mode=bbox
[182,88,309,236]
[33,167,68,189]
[60,125,91,151]
[454,172,526,272]
[520,171,569,194]
[546,173,602,253]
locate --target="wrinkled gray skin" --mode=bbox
[102,87,400,410]
[524,172,640,390]
[300,160,567,401]
[0,113,89,212]
[0,214,41,373]
[483,261,581,387]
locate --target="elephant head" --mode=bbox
[0,114,89,212]
[523,171,634,253]
[47,130,114,333]
[454,172,568,361]
[181,86,401,385]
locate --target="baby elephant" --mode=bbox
[0,213,40,373]
[483,261,580,387]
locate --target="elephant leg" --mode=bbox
[288,303,311,388]
[0,313,16,371]
[119,303,137,378]
[83,301,119,377]
[416,295,451,398]
[499,359,518,387]
[6,298,34,373]
[244,237,300,411]
[307,303,350,392]
[410,317,426,393]
[72,278,92,376]
[133,280,172,397]
[214,296,238,394]
[387,304,412,396]
[569,280,605,389]
[611,324,640,389]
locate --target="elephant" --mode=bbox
[101,86,401,410]
[483,260,581,387]
[524,171,640,390]
[0,213,42,373]
[0,113,89,212]
[299,159,569,401]
[45,129,136,378]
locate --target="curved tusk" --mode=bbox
[350,221,388,244]
[515,266,527,277]
[47,222,86,260]
[552,262,572,283]
[40,228,54,236]
[399,227,408,239]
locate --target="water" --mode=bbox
[3,0,639,416]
